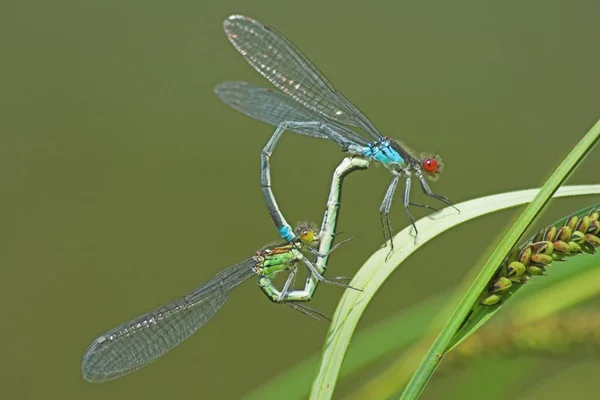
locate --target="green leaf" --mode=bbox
[306,188,600,400]
[399,118,600,400]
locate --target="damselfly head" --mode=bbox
[419,153,444,181]
[295,222,320,247]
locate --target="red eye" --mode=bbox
[423,158,438,173]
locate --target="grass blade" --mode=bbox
[448,204,600,350]
[399,119,600,400]
[306,189,600,399]
[347,203,600,400]
[245,192,600,400]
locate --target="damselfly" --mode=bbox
[81,157,368,382]
[82,233,317,382]
[216,15,457,251]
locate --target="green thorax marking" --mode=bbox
[254,244,302,278]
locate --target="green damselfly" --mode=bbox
[81,157,368,382]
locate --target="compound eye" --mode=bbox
[422,158,438,173]
[300,229,314,243]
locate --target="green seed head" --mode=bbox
[527,265,547,275]
[576,216,590,234]
[507,261,526,278]
[531,253,553,266]
[483,204,600,308]
[532,241,554,255]
[585,233,600,247]
[533,229,545,242]
[566,215,579,231]
[570,230,586,244]
[510,274,530,283]
[553,240,571,254]
[543,226,558,242]
[568,241,582,254]
[589,219,600,235]
[481,294,502,306]
[557,226,573,242]
[491,277,513,293]
[519,245,533,264]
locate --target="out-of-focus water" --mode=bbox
[1,1,599,399]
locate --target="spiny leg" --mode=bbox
[284,302,331,321]
[304,236,353,258]
[416,170,459,213]
[378,184,393,247]
[325,236,353,253]
[300,257,360,291]
[306,236,355,283]
[277,267,298,302]
[403,174,419,245]
[379,172,400,252]
[409,202,439,212]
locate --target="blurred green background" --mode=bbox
[2,0,600,399]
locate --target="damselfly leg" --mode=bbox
[416,169,457,212]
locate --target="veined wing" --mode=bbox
[82,258,258,382]
[223,15,383,141]
[215,81,369,145]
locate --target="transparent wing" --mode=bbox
[82,258,258,382]
[215,81,369,145]
[215,81,328,138]
[223,15,383,141]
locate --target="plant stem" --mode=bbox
[400,118,600,400]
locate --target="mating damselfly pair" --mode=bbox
[82,14,454,382]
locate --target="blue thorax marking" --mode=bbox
[362,141,404,165]
[279,225,295,242]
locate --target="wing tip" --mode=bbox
[214,81,252,95]
[224,14,256,26]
